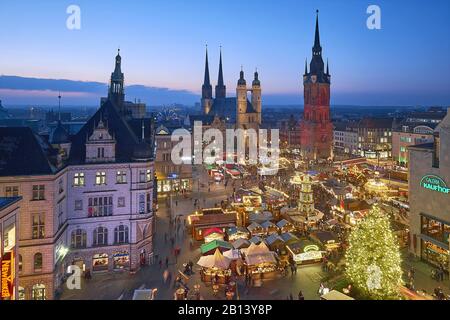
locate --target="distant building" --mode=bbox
[300,11,333,160]
[357,117,393,160]
[279,115,301,150]
[408,108,450,271]
[155,123,192,195]
[392,107,446,167]
[333,121,358,156]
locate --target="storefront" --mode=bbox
[0,197,20,301]
[113,251,130,270]
[421,239,449,269]
[92,253,109,272]
[157,174,191,194]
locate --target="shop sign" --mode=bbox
[1,252,14,300]
[420,175,450,194]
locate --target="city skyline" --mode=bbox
[0,0,449,106]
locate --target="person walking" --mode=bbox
[298,290,304,300]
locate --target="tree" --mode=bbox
[345,205,403,300]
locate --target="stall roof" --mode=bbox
[244,242,271,256]
[280,232,299,243]
[200,240,233,255]
[223,249,241,260]
[226,226,249,236]
[276,219,293,229]
[249,236,263,244]
[247,222,263,232]
[232,238,251,249]
[197,249,231,269]
[310,231,338,244]
[260,221,277,229]
[265,234,284,246]
[203,227,225,237]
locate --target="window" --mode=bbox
[32,185,45,200]
[34,253,43,272]
[93,227,108,246]
[88,196,113,217]
[75,200,83,211]
[400,147,406,152]
[114,225,129,244]
[32,284,46,300]
[116,171,127,184]
[71,229,87,248]
[74,173,85,186]
[139,194,145,213]
[139,170,146,183]
[95,172,107,185]
[97,147,105,158]
[146,193,151,213]
[146,169,152,182]
[18,254,23,273]
[32,213,45,239]
[5,186,19,197]
[118,197,125,207]
[58,179,64,194]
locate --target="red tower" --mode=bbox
[300,11,333,160]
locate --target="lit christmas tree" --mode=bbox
[345,205,403,300]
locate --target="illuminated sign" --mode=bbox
[1,252,14,300]
[420,175,450,194]
[304,244,320,253]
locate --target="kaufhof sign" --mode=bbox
[420,175,450,194]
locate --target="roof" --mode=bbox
[197,249,231,269]
[358,117,394,129]
[247,222,263,232]
[0,196,21,212]
[69,99,155,165]
[209,97,257,121]
[203,227,224,237]
[249,236,263,244]
[245,252,277,265]
[280,232,299,243]
[200,240,233,254]
[265,234,284,246]
[0,127,58,176]
[232,238,250,249]
[260,221,277,229]
[310,231,338,244]
[276,219,293,228]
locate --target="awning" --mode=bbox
[200,240,233,255]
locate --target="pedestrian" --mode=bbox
[165,256,169,268]
[298,290,304,300]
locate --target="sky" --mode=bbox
[0,0,449,106]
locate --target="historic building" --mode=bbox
[300,11,333,160]
[409,108,450,271]
[357,117,393,160]
[0,51,156,299]
[200,48,261,132]
[333,121,359,156]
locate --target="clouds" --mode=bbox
[0,75,199,106]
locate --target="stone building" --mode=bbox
[409,108,450,271]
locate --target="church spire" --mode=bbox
[326,59,329,75]
[108,48,125,107]
[304,58,308,75]
[202,45,212,99]
[215,46,226,99]
[314,10,321,51]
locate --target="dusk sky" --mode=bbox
[0,0,449,106]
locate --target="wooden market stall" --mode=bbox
[197,249,232,285]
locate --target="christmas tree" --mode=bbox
[345,205,403,300]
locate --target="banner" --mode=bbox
[1,252,14,300]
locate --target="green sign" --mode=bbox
[420,175,450,194]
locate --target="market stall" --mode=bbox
[260,221,279,236]
[197,249,232,284]
[203,227,225,243]
[243,243,279,280]
[226,226,250,241]
[249,236,263,245]
[276,219,296,233]
[247,222,265,237]
[232,238,251,249]
[265,234,285,252]
[286,239,324,265]
[310,231,341,251]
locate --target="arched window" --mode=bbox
[34,253,42,272]
[32,284,46,300]
[114,225,129,244]
[94,227,108,246]
[71,229,87,248]
[18,286,25,300]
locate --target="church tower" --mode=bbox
[251,70,262,125]
[215,48,226,99]
[236,68,247,128]
[108,49,125,110]
[201,47,213,115]
[300,11,333,160]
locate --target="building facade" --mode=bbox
[333,122,359,156]
[300,11,333,160]
[409,108,450,271]
[392,107,446,167]
[357,117,393,160]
